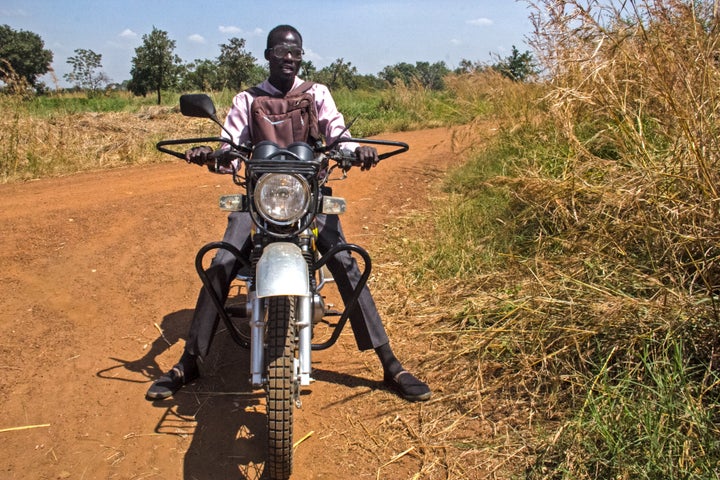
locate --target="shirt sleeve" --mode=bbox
[209,91,253,174]
[222,91,253,146]
[312,84,359,151]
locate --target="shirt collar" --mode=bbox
[259,77,304,95]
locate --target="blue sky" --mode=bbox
[1,1,534,88]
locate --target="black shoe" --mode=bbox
[146,359,199,400]
[384,370,431,402]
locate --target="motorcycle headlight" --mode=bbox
[254,173,311,225]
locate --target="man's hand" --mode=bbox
[355,146,379,171]
[185,145,213,165]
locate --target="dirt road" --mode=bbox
[0,127,462,479]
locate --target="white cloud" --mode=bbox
[219,25,242,35]
[451,38,462,46]
[468,18,493,27]
[219,26,264,37]
[188,34,206,44]
[303,48,322,64]
[119,29,137,39]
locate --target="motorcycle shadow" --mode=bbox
[103,306,384,479]
[97,309,194,384]
[151,321,268,480]
[101,307,266,479]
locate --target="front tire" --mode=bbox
[265,296,297,480]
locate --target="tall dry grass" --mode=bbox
[517,2,720,476]
[0,93,218,182]
[367,2,720,478]
[529,0,720,296]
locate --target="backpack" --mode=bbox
[246,81,320,147]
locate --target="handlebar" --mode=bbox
[155,136,409,171]
[156,137,222,160]
[156,137,250,161]
[333,137,409,160]
[158,93,410,168]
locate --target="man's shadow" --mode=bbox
[97,308,267,479]
[99,303,383,479]
[164,327,268,479]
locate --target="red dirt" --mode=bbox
[0,127,466,479]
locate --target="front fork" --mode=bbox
[248,290,265,388]
[196,237,372,392]
[247,294,312,389]
[297,295,313,386]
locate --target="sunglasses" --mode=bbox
[268,44,304,60]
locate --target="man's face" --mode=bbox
[266,30,303,82]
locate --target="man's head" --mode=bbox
[265,25,303,90]
[266,25,303,50]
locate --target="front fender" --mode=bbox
[256,242,310,298]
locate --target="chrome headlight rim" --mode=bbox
[254,173,311,226]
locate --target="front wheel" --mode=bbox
[265,296,297,480]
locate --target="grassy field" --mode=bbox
[0,84,475,183]
[3,1,720,477]
[374,2,720,478]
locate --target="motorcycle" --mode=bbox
[156,93,408,479]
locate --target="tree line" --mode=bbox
[0,24,536,103]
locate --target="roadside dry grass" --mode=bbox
[0,83,470,184]
[364,2,720,478]
[0,102,219,182]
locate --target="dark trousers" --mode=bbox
[185,211,389,358]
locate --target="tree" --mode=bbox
[299,60,317,81]
[216,37,256,91]
[0,24,53,91]
[64,48,109,92]
[492,46,537,82]
[316,58,358,90]
[246,64,269,87]
[456,58,486,74]
[180,58,219,91]
[129,27,181,104]
[379,61,449,90]
[379,62,415,86]
[354,74,385,90]
[414,61,449,90]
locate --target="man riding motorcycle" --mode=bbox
[146,24,431,403]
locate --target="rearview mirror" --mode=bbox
[180,94,216,119]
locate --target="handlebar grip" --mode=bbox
[336,151,357,170]
[208,149,227,160]
[207,151,232,172]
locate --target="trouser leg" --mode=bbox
[316,214,389,351]
[185,211,252,358]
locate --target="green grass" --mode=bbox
[333,85,475,136]
[531,338,720,479]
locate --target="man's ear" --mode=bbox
[263,48,271,62]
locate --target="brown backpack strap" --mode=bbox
[245,86,270,97]
[288,81,315,96]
